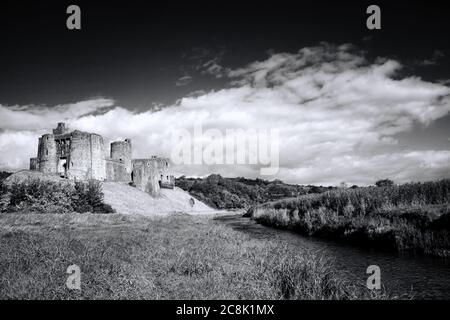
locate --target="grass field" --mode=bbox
[0,212,387,299]
[246,180,450,257]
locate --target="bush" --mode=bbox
[0,182,9,212]
[375,179,394,187]
[0,171,12,183]
[8,178,73,213]
[3,178,115,214]
[72,180,113,213]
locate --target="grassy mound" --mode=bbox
[102,182,212,216]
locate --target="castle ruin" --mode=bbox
[29,123,175,195]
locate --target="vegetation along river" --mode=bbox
[214,214,450,299]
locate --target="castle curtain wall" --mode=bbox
[155,157,174,188]
[105,159,130,182]
[90,134,106,180]
[132,159,161,195]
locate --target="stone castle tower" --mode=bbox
[30,123,175,195]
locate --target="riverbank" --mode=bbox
[0,212,386,299]
[215,214,450,299]
[246,180,450,257]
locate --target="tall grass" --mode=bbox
[0,213,390,299]
[247,180,450,257]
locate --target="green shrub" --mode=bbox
[72,180,113,213]
[0,171,12,183]
[0,182,9,212]
[3,178,114,214]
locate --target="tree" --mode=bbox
[0,171,12,183]
[375,179,394,187]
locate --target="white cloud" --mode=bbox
[418,49,445,66]
[175,75,193,87]
[0,130,39,171]
[0,98,114,131]
[201,58,229,78]
[276,151,450,186]
[1,43,450,185]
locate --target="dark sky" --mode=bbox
[1,0,449,108]
[1,0,449,184]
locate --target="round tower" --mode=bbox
[68,131,106,181]
[110,139,132,173]
[38,134,57,173]
[68,131,91,180]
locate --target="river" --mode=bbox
[213,214,450,299]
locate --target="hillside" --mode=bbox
[102,182,213,216]
[176,174,337,210]
[2,170,73,187]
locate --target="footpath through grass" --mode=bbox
[0,213,387,299]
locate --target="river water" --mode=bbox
[213,214,450,299]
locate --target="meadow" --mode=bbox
[246,180,450,257]
[0,212,388,299]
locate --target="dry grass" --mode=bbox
[0,213,387,300]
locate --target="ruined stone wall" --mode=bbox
[132,159,160,195]
[38,134,57,173]
[53,122,70,135]
[90,134,106,180]
[154,157,174,188]
[110,140,132,173]
[105,159,130,182]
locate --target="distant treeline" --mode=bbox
[176,174,337,209]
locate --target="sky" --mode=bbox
[0,0,449,185]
